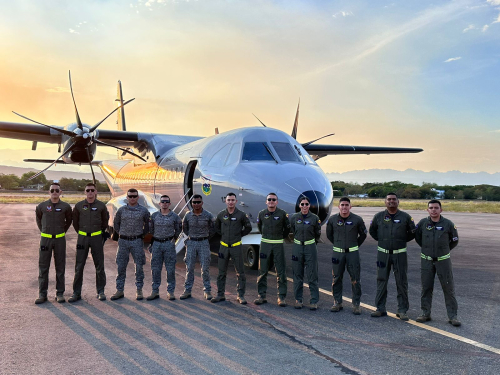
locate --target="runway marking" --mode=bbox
[271,272,500,356]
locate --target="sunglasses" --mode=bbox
[85,189,95,193]
[192,201,202,204]
[128,195,138,199]
[50,189,60,193]
[160,200,170,204]
[300,203,310,206]
[267,198,277,202]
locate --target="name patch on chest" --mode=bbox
[91,207,98,211]
[346,221,353,225]
[436,226,443,231]
[231,217,237,221]
[273,216,280,220]
[393,219,401,223]
[55,208,62,212]
[304,221,310,225]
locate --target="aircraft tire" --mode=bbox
[244,245,259,270]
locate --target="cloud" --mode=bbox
[462,24,475,32]
[69,28,79,34]
[494,13,500,24]
[486,0,500,5]
[46,87,70,93]
[482,24,489,32]
[332,11,354,18]
[444,57,462,63]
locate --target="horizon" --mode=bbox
[0,0,499,174]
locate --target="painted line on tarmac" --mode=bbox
[272,272,500,356]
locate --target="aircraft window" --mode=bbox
[225,143,241,166]
[208,144,231,168]
[242,142,274,161]
[271,142,300,162]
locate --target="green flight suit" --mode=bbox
[35,199,73,297]
[415,216,459,320]
[326,213,367,306]
[290,212,321,304]
[72,199,110,295]
[256,207,291,299]
[369,209,416,314]
[214,208,252,297]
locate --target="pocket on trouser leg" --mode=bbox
[376,261,386,268]
[218,252,225,259]
[260,253,267,259]
[292,255,298,261]
[332,258,339,264]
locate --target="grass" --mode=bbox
[348,199,500,214]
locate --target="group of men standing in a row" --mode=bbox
[34,183,460,326]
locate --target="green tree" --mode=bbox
[0,174,21,190]
[20,172,47,187]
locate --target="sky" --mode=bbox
[0,0,499,175]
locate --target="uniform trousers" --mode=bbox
[257,242,287,299]
[184,239,211,293]
[216,244,246,297]
[421,257,458,319]
[116,238,145,291]
[151,240,176,294]
[332,251,361,306]
[73,234,106,295]
[38,237,66,296]
[375,251,408,313]
[291,243,319,304]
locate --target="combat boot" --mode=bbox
[204,292,213,300]
[110,290,124,300]
[237,296,247,305]
[55,294,65,303]
[97,292,106,301]
[294,300,303,309]
[253,296,267,305]
[449,318,461,327]
[179,291,192,300]
[147,292,159,301]
[136,289,143,300]
[330,302,343,312]
[371,310,387,317]
[167,293,176,301]
[309,303,318,311]
[396,312,409,321]
[277,297,286,307]
[416,315,432,323]
[352,305,362,315]
[211,295,226,303]
[68,294,81,303]
[35,295,47,304]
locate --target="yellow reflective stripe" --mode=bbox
[377,246,407,254]
[333,246,359,253]
[294,238,315,245]
[421,253,450,261]
[41,232,65,238]
[78,230,102,236]
[220,241,242,247]
[261,238,284,244]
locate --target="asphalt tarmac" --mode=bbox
[1,204,499,374]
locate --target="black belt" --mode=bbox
[189,236,209,241]
[119,235,142,241]
[153,236,174,242]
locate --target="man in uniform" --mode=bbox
[290,197,321,310]
[211,192,252,304]
[35,182,72,304]
[180,194,215,301]
[111,188,150,301]
[146,195,182,301]
[254,193,290,307]
[415,200,461,326]
[369,192,416,320]
[327,197,367,314]
[69,183,110,302]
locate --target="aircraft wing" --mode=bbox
[303,144,423,160]
[0,122,61,144]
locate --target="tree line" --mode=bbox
[331,181,500,201]
[0,172,110,192]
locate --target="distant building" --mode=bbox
[431,188,445,199]
[24,183,45,191]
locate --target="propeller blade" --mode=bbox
[291,98,300,139]
[86,148,96,185]
[12,112,75,137]
[252,113,267,127]
[69,70,83,130]
[301,133,335,147]
[94,139,147,162]
[27,142,77,181]
[89,98,135,132]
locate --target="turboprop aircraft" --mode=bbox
[0,73,422,268]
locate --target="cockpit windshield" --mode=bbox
[242,142,275,161]
[271,142,301,162]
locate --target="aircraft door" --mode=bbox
[184,160,197,204]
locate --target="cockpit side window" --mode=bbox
[207,144,231,168]
[271,142,301,162]
[225,143,241,166]
[242,142,274,161]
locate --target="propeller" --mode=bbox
[13,71,140,184]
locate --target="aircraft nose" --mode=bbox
[296,190,330,223]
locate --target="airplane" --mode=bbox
[0,73,423,268]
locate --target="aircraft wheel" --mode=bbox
[244,245,259,270]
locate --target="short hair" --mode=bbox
[192,194,203,200]
[386,192,398,199]
[299,196,310,204]
[85,182,96,188]
[428,199,442,208]
[160,195,170,200]
[50,182,61,188]
[267,192,278,199]
[128,188,138,194]
[226,192,237,199]
[339,197,351,203]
